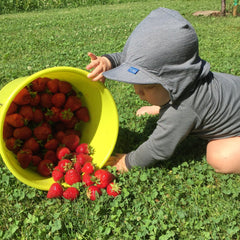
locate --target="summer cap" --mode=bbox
[103,7,210,101]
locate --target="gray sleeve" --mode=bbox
[102,52,122,68]
[125,105,199,169]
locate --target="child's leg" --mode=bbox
[206,136,240,174]
[136,105,160,116]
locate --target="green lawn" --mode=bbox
[0,0,240,239]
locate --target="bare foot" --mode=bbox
[136,106,160,116]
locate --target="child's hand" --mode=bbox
[106,154,128,173]
[86,52,112,82]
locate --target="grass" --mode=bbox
[0,0,240,239]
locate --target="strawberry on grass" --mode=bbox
[52,167,64,182]
[94,169,115,189]
[63,187,79,201]
[106,182,121,197]
[87,186,102,201]
[47,182,63,199]
[81,162,95,174]
[64,169,81,185]
[82,173,95,187]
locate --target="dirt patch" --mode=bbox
[193,10,222,17]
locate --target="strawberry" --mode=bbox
[87,186,102,201]
[32,155,42,166]
[56,146,71,160]
[64,96,82,112]
[64,129,81,137]
[59,109,74,123]
[57,159,72,173]
[37,159,53,177]
[82,162,95,174]
[29,92,40,106]
[44,107,60,122]
[55,131,65,142]
[5,137,22,153]
[40,93,52,108]
[51,93,66,108]
[31,77,49,92]
[44,150,58,164]
[47,79,59,93]
[75,107,90,122]
[19,105,34,121]
[106,182,121,197]
[3,122,14,139]
[82,173,95,187]
[61,134,80,151]
[33,125,52,140]
[13,126,32,140]
[13,87,31,105]
[58,81,72,94]
[32,108,44,123]
[76,143,94,155]
[52,168,64,182]
[75,153,92,166]
[64,116,78,129]
[63,187,79,201]
[5,113,25,127]
[17,149,33,169]
[47,183,63,199]
[94,169,115,189]
[44,138,59,151]
[64,169,81,185]
[7,102,18,115]
[73,160,82,174]
[23,137,40,153]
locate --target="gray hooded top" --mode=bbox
[102,8,240,169]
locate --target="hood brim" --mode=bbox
[103,63,160,85]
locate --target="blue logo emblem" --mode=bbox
[128,67,139,74]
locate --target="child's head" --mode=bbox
[103,7,211,103]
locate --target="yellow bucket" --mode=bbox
[0,67,119,191]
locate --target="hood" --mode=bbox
[103,7,211,102]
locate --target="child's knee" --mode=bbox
[206,149,240,174]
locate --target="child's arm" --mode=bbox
[86,52,112,82]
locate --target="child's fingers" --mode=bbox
[88,52,98,60]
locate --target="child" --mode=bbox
[86,7,240,174]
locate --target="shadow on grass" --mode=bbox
[115,115,207,170]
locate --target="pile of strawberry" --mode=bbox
[3,77,121,201]
[3,77,90,172]
[47,143,121,201]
